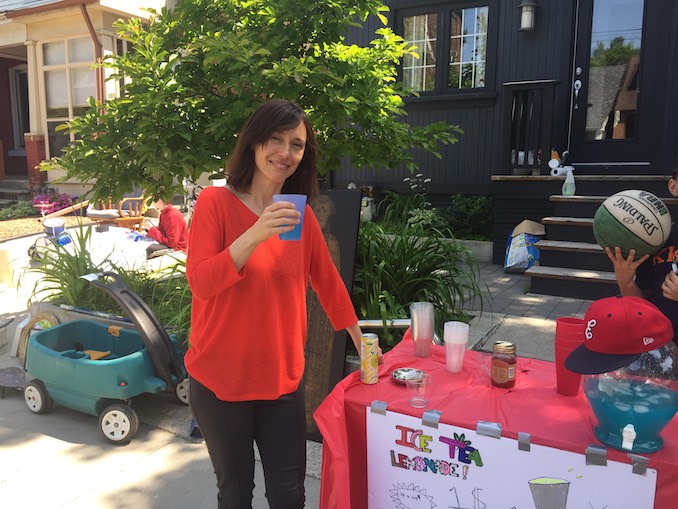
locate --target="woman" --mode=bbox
[186,99,366,508]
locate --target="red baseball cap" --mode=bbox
[565,295,674,374]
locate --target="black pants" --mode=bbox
[189,377,306,509]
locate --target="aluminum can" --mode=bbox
[360,333,379,384]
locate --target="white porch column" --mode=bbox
[24,39,42,134]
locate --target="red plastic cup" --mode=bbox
[554,317,585,396]
[555,317,585,343]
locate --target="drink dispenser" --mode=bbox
[583,342,678,453]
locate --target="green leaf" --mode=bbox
[42,0,463,204]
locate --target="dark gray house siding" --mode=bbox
[333,0,577,193]
[333,0,678,189]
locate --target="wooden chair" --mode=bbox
[86,196,146,231]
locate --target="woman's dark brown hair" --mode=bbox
[226,99,319,201]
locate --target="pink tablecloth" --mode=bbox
[314,331,678,509]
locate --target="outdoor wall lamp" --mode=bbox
[519,0,538,31]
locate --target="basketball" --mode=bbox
[593,190,672,257]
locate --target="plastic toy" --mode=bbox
[23,272,188,443]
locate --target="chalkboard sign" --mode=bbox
[304,189,361,441]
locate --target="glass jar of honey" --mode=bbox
[491,341,517,388]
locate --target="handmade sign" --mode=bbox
[367,409,656,509]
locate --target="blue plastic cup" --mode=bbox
[273,194,306,241]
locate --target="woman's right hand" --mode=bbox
[251,200,301,243]
[229,199,302,272]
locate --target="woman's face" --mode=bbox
[253,122,307,186]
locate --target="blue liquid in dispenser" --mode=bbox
[584,376,678,453]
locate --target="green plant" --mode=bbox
[24,226,192,341]
[406,208,449,233]
[0,201,40,220]
[379,191,427,228]
[378,173,453,236]
[378,189,451,237]
[445,194,493,241]
[352,221,484,349]
[26,226,113,309]
[139,259,192,342]
[39,0,462,202]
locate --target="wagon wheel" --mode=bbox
[99,403,139,444]
[24,379,54,414]
[175,377,190,405]
[18,311,60,366]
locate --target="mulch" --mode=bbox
[0,216,95,242]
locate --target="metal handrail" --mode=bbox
[357,318,442,345]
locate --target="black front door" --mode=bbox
[568,0,670,170]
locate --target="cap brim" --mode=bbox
[564,343,642,374]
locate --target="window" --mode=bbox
[403,14,438,92]
[398,2,493,96]
[41,37,96,157]
[115,37,135,98]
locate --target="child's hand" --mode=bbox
[662,270,678,301]
[604,247,648,286]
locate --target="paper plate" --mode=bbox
[391,367,425,385]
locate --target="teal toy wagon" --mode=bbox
[24,272,188,444]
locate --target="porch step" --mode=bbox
[0,177,31,207]
[537,239,612,271]
[550,194,678,205]
[541,216,593,227]
[541,216,596,243]
[535,196,630,297]
[0,189,31,205]
[526,265,617,282]
[526,265,618,299]
[550,194,678,218]
[536,239,602,253]
[0,176,31,192]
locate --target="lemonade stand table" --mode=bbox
[314,331,678,509]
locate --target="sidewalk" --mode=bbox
[466,263,594,361]
[0,228,595,508]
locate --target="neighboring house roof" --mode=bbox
[585,64,626,138]
[0,0,167,18]
[0,1,62,14]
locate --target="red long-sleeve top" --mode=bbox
[147,204,188,252]
[185,187,358,401]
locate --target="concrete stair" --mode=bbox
[526,194,678,300]
[0,177,30,207]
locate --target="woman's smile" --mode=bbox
[254,122,306,183]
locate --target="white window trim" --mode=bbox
[38,35,97,158]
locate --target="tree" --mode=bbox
[590,36,639,67]
[41,0,462,201]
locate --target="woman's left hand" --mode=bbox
[348,323,384,365]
